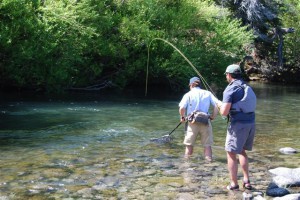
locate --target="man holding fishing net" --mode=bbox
[179,77,219,161]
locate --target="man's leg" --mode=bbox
[227,151,238,186]
[201,122,213,161]
[185,145,193,156]
[204,146,212,161]
[239,149,249,183]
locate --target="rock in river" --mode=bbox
[279,147,297,154]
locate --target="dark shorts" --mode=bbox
[225,122,255,154]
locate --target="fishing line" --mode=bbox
[145,38,216,98]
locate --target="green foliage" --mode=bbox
[144,0,253,89]
[0,0,254,93]
[280,0,300,68]
[0,0,58,89]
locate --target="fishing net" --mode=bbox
[149,122,181,144]
[150,135,173,144]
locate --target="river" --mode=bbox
[0,82,299,199]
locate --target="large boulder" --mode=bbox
[269,167,300,187]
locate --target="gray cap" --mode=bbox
[225,64,242,74]
[189,77,200,85]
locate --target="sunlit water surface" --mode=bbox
[0,83,299,199]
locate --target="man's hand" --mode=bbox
[217,100,223,109]
[180,116,186,123]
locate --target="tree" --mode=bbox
[214,0,299,82]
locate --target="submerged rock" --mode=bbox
[266,182,291,197]
[279,147,297,154]
[266,187,290,197]
[176,193,194,200]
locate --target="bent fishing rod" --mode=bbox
[146,38,217,97]
[145,38,222,114]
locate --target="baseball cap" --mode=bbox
[189,77,200,85]
[225,64,242,74]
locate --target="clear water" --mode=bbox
[0,83,299,199]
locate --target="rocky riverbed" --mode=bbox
[1,147,299,200]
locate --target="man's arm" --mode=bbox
[179,107,186,122]
[218,102,232,116]
[210,105,219,120]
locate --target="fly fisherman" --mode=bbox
[217,64,256,191]
[179,77,219,161]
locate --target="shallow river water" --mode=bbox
[0,83,299,199]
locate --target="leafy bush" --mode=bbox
[0,0,254,93]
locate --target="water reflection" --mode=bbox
[0,83,299,199]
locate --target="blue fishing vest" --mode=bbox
[229,83,256,123]
[231,84,256,113]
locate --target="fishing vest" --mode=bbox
[230,84,256,114]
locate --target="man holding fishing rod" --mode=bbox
[217,64,256,191]
[179,77,219,161]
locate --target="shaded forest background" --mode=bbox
[0,0,299,94]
